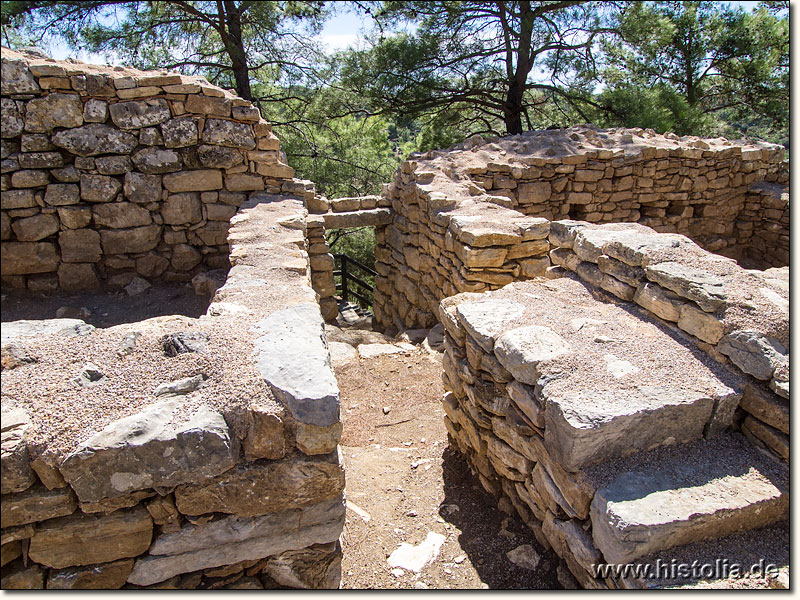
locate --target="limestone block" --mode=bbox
[632,282,684,322]
[225,173,264,191]
[95,155,133,175]
[202,118,256,149]
[506,380,544,428]
[232,105,260,121]
[58,263,100,291]
[80,174,122,202]
[1,562,45,589]
[46,558,134,589]
[59,399,237,503]
[1,485,77,528]
[132,147,183,173]
[321,208,392,228]
[454,243,507,268]
[109,99,171,129]
[11,213,59,242]
[454,299,525,352]
[28,506,153,569]
[2,241,59,275]
[295,422,343,456]
[100,224,161,254]
[59,228,101,262]
[644,261,727,312]
[10,169,49,187]
[256,162,295,178]
[2,189,36,209]
[162,117,199,148]
[544,386,717,471]
[184,94,231,117]
[127,497,344,586]
[83,98,108,123]
[163,169,222,192]
[198,144,243,168]
[161,192,202,224]
[739,384,788,434]
[80,490,156,514]
[52,124,138,156]
[243,409,286,461]
[506,239,549,260]
[174,452,345,516]
[18,151,64,168]
[262,541,342,589]
[123,172,162,203]
[518,181,552,204]
[24,93,84,133]
[1,97,24,137]
[253,303,340,428]
[717,330,786,381]
[1,56,40,94]
[1,407,36,494]
[519,256,550,278]
[93,203,152,229]
[741,416,788,460]
[494,326,571,386]
[590,443,787,563]
[600,274,635,301]
[677,304,725,344]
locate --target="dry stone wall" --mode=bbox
[439,267,788,589]
[1,47,300,292]
[373,128,787,333]
[1,193,345,589]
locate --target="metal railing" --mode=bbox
[333,253,375,306]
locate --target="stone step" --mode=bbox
[450,276,747,471]
[588,431,788,567]
[618,520,788,589]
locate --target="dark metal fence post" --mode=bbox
[340,255,349,303]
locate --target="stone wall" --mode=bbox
[1,193,345,589]
[547,221,789,462]
[372,128,787,333]
[438,253,788,588]
[1,47,300,292]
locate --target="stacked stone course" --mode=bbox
[2,193,346,589]
[373,127,787,333]
[1,47,303,291]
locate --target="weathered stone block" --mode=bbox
[163,169,222,192]
[162,117,199,148]
[202,118,256,149]
[58,262,100,291]
[99,224,162,254]
[24,93,83,133]
[131,147,183,173]
[109,99,171,129]
[44,183,80,206]
[1,485,77,528]
[93,203,152,229]
[11,213,59,242]
[52,124,138,156]
[123,172,162,203]
[185,94,231,117]
[1,241,59,275]
[1,97,24,138]
[59,399,237,503]
[80,174,122,202]
[96,155,133,175]
[28,506,153,569]
[46,558,134,589]
[717,330,786,381]
[1,407,36,494]
[59,228,101,262]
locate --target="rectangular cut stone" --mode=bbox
[455,243,507,268]
[163,169,222,192]
[28,505,153,569]
[100,225,161,254]
[127,497,344,586]
[1,241,59,275]
[174,451,345,516]
[590,433,788,563]
[544,386,716,471]
[1,485,77,528]
[322,209,392,229]
[252,303,340,428]
[59,400,237,503]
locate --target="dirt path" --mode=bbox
[334,347,560,590]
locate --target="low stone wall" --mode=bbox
[1,48,299,292]
[438,263,788,588]
[739,182,789,268]
[372,128,787,333]
[548,221,788,462]
[1,194,345,589]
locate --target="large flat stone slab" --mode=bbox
[127,497,344,586]
[173,451,344,517]
[253,303,340,428]
[590,432,788,564]
[322,208,392,229]
[59,399,237,503]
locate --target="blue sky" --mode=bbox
[46,1,771,64]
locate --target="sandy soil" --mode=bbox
[334,348,560,590]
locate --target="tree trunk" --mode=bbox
[223,0,252,100]
[504,81,525,135]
